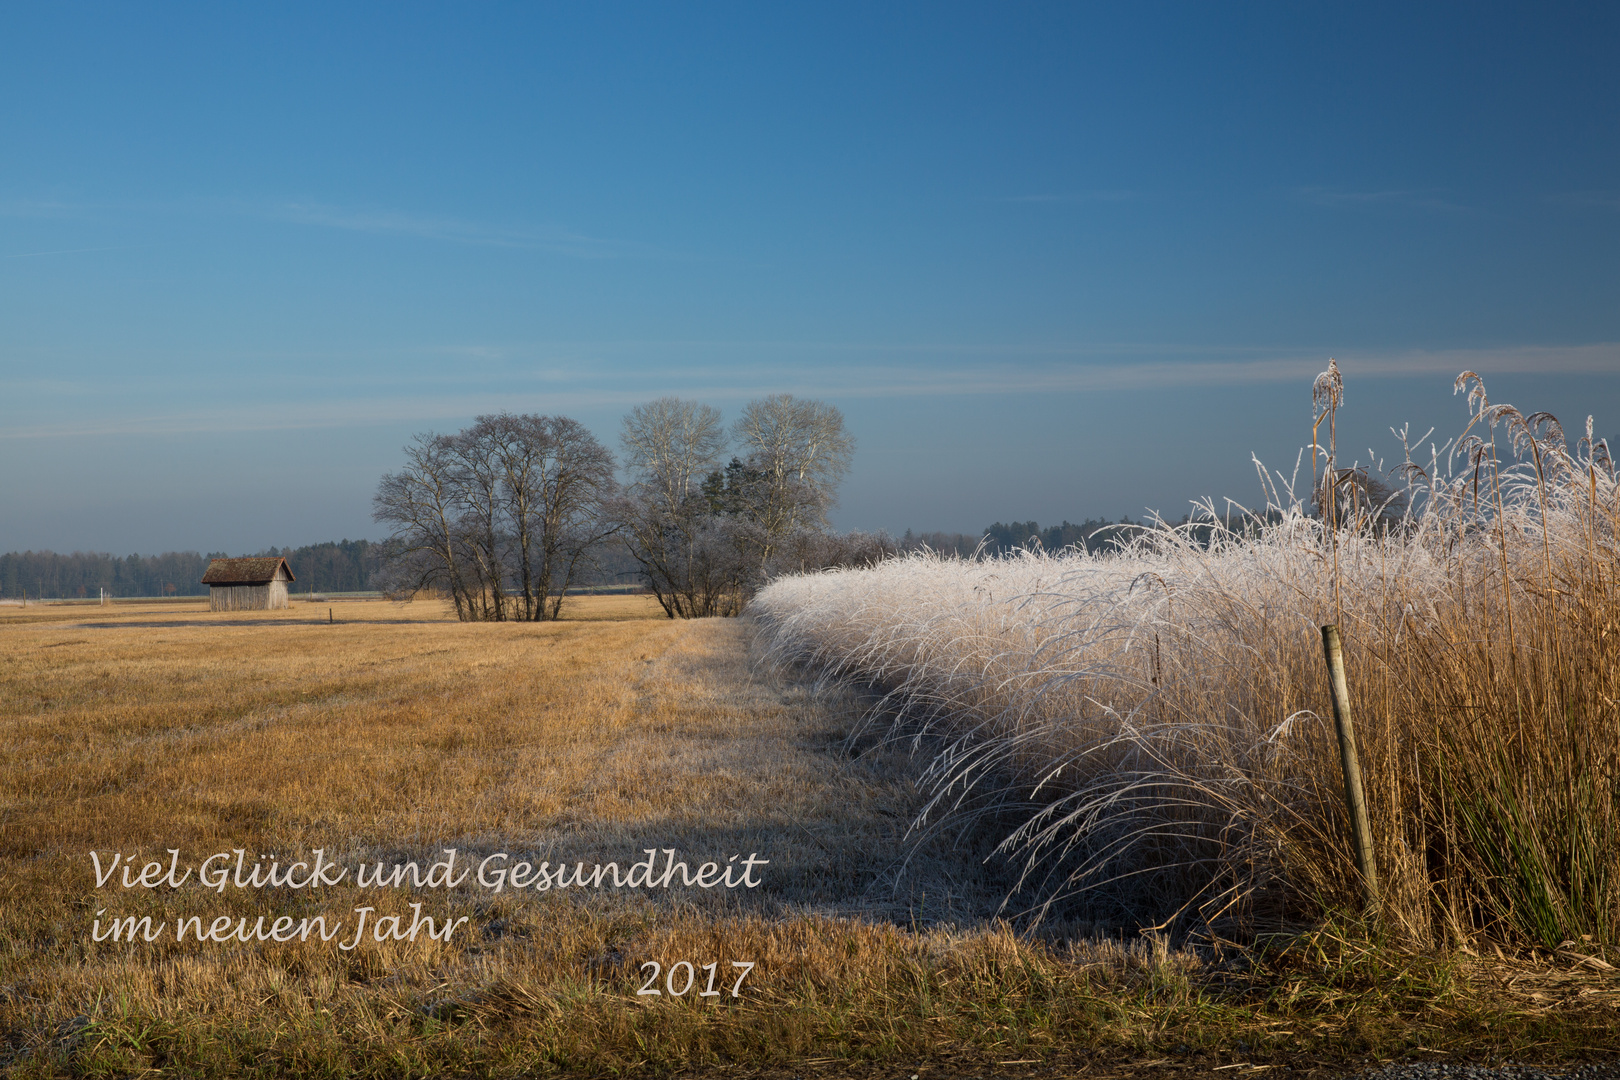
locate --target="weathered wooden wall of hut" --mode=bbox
[209,584,278,611]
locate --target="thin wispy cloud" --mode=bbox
[1548,190,1620,211]
[1294,187,1473,213]
[0,195,660,259]
[0,199,85,218]
[0,390,720,440]
[5,343,1614,440]
[998,190,1137,204]
[0,378,101,397]
[749,344,1620,398]
[2,246,124,259]
[273,202,651,259]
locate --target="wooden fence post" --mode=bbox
[1321,624,1380,911]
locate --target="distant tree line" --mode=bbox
[0,541,380,600]
[898,509,1297,559]
[253,540,381,594]
[2,510,1277,603]
[898,517,1144,558]
[373,394,891,621]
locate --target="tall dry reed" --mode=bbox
[751,368,1620,948]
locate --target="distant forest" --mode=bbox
[0,540,379,600]
[0,538,649,600]
[902,516,1143,557]
[3,516,1169,599]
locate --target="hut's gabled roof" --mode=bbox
[201,557,295,585]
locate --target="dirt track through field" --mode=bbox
[1,596,1004,924]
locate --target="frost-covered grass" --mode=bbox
[752,370,1620,947]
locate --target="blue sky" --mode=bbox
[3,3,1617,553]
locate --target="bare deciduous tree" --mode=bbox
[526,414,619,618]
[373,414,618,621]
[613,394,863,618]
[373,433,477,619]
[620,398,726,516]
[730,394,855,565]
[444,424,508,619]
[613,397,743,617]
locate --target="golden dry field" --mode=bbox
[1,597,1615,1077]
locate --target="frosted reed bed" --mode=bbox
[752,377,1620,947]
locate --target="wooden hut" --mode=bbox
[201,557,295,611]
